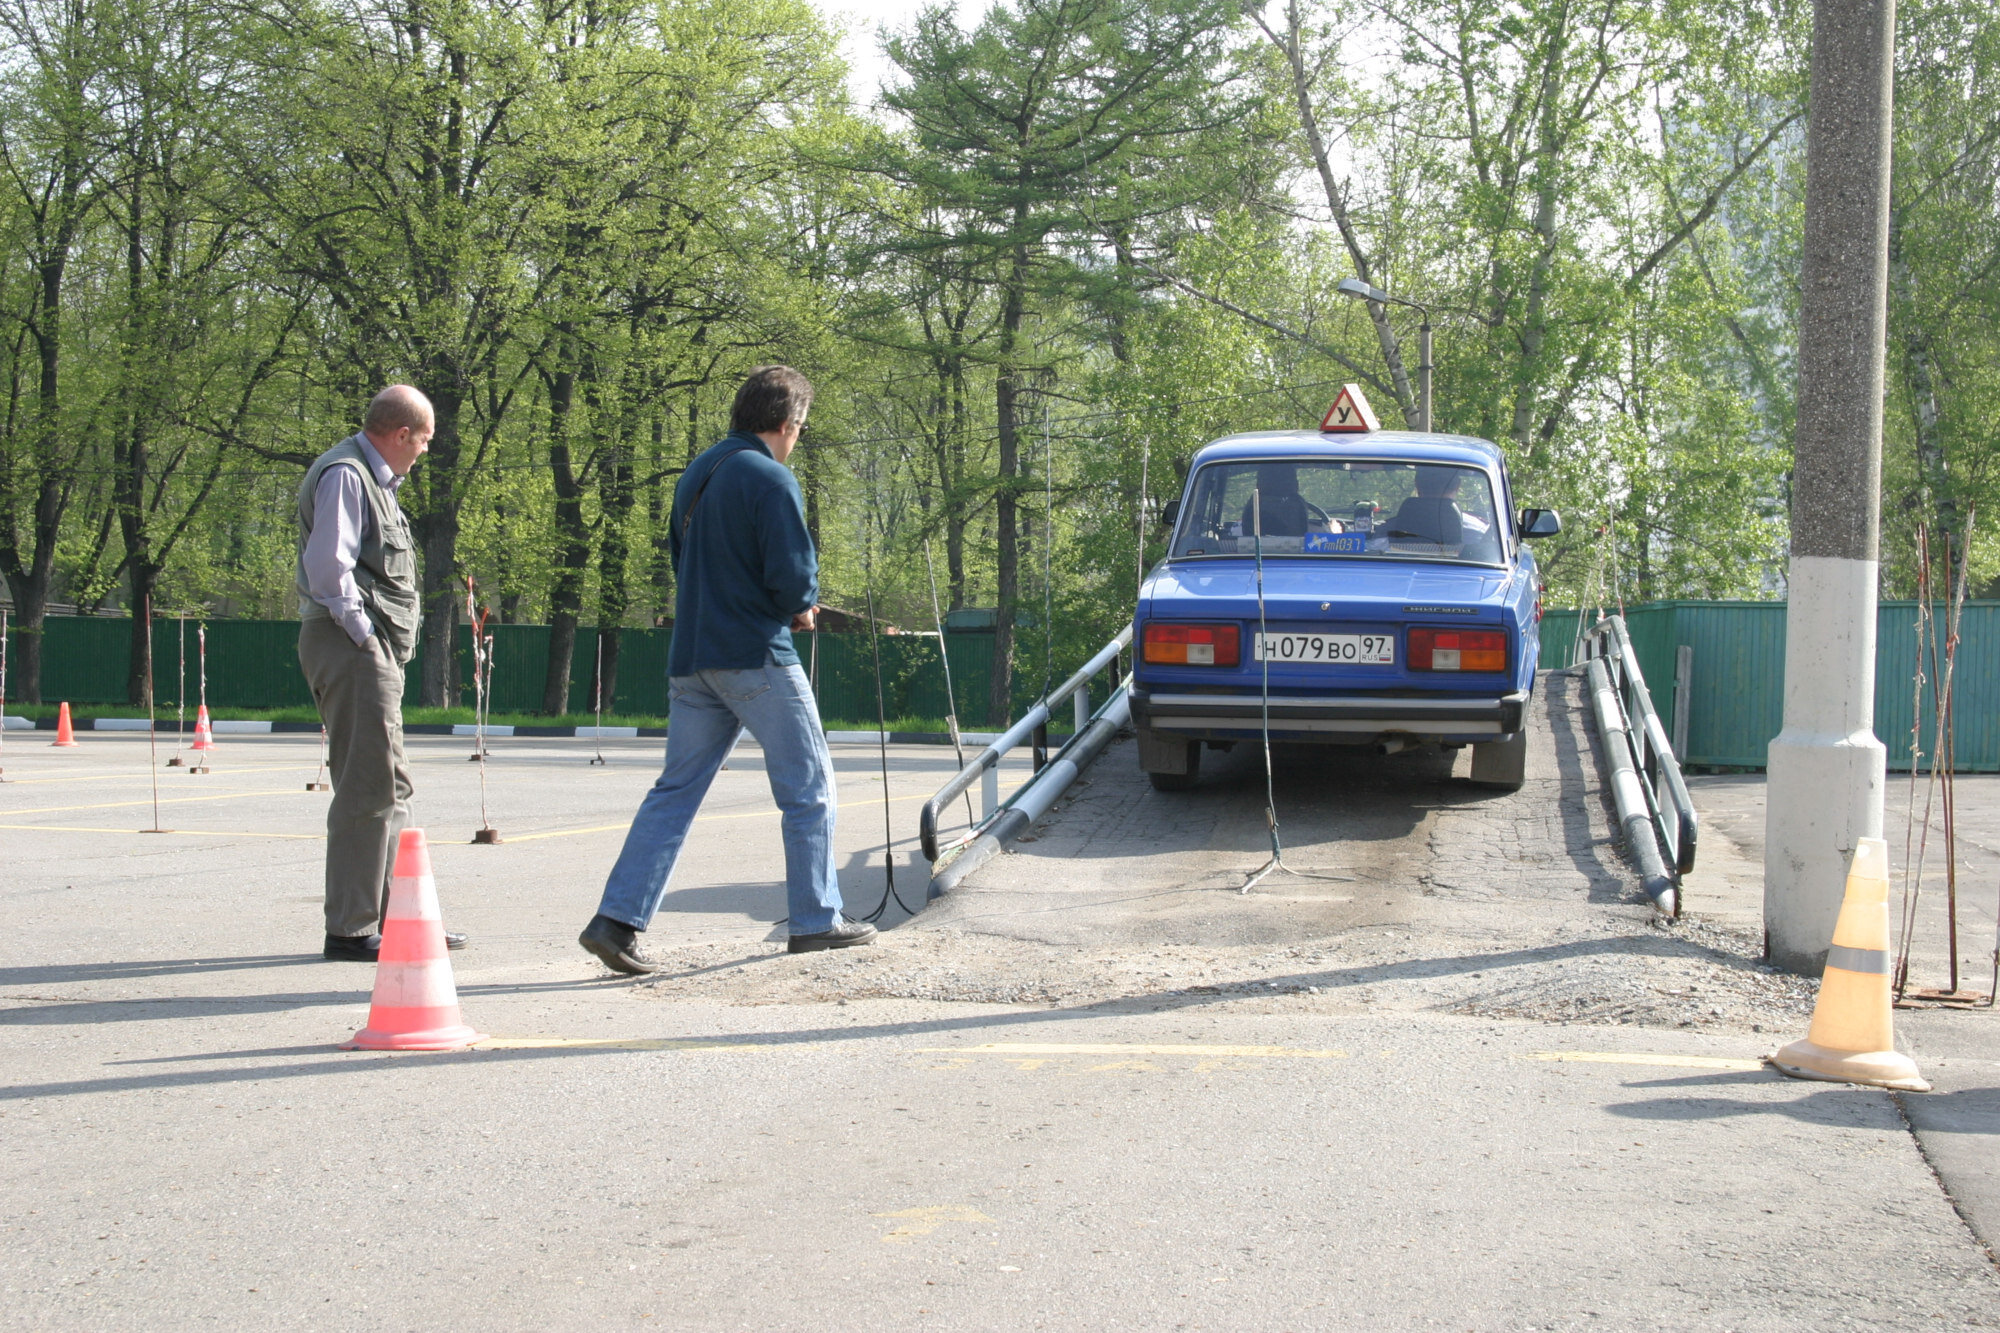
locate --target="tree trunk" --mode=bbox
[118,185,153,705]
[412,383,464,707]
[542,359,587,716]
[7,242,75,704]
[1265,0,1416,424]
[988,242,1028,726]
[596,425,636,711]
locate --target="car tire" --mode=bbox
[1468,731,1527,790]
[1147,760,1200,792]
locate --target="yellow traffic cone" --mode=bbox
[1768,837,1929,1092]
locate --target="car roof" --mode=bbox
[1189,430,1505,470]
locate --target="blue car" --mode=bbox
[1131,426,1561,791]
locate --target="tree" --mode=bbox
[0,0,113,701]
[884,0,1244,723]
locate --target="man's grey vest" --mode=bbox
[295,435,421,664]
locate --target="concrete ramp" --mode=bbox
[919,668,1641,947]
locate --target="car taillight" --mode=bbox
[1409,628,1506,672]
[1143,623,1241,666]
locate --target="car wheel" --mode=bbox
[1468,731,1527,790]
[1148,762,1200,792]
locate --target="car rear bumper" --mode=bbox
[1130,685,1528,740]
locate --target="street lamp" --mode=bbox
[1337,277,1433,433]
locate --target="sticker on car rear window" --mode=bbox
[1303,532,1367,553]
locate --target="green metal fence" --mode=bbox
[20,603,1990,765]
[4,616,1086,727]
[1540,601,2000,770]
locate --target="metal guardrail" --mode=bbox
[919,624,1133,865]
[1579,614,1697,916]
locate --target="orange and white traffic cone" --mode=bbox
[51,701,78,747]
[1769,837,1930,1092]
[190,704,215,751]
[342,829,483,1051]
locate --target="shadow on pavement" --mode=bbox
[1605,1087,1899,1128]
[2,932,1793,1102]
[0,955,320,986]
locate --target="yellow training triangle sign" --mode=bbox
[1319,384,1381,433]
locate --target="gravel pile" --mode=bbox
[634,911,1820,1036]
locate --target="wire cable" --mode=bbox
[1239,486,1352,893]
[857,449,920,924]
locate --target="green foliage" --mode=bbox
[2,0,1991,714]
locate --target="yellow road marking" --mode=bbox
[0,823,322,840]
[1520,1051,1767,1072]
[5,788,313,816]
[874,1206,993,1243]
[921,1042,1348,1059]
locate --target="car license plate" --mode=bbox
[1253,633,1395,664]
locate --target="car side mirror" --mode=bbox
[1517,508,1562,539]
[1159,498,1182,528]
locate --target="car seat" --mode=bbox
[1240,491,1312,537]
[1388,496,1463,545]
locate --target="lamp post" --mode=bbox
[1765,0,1897,975]
[1337,277,1432,433]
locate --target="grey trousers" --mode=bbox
[298,618,413,937]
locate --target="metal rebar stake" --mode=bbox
[142,610,170,832]
[166,616,187,767]
[187,623,210,774]
[0,607,8,782]
[589,632,607,766]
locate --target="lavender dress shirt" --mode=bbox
[301,435,404,647]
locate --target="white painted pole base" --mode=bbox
[1765,556,1886,975]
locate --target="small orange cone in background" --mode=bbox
[51,701,78,747]
[1769,837,1930,1092]
[190,704,215,751]
[342,829,483,1052]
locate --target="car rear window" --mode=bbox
[1170,459,1504,565]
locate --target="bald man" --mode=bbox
[296,386,466,960]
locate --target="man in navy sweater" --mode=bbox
[578,366,874,973]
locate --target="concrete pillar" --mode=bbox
[1765,0,1896,974]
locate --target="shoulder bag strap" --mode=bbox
[680,444,758,538]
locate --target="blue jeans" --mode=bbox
[597,662,843,935]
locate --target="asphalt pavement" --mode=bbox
[0,714,1995,1330]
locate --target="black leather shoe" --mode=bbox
[787,919,878,953]
[578,914,662,975]
[445,931,468,950]
[323,933,381,962]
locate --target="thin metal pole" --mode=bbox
[1135,435,1150,605]
[589,630,606,766]
[859,467,915,924]
[1041,405,1055,701]
[1418,320,1434,433]
[167,616,186,766]
[190,623,210,774]
[142,607,166,832]
[0,606,8,781]
[925,540,975,829]
[1895,524,1932,996]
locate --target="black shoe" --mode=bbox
[324,933,381,962]
[578,914,662,975]
[787,919,878,953]
[445,931,468,950]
